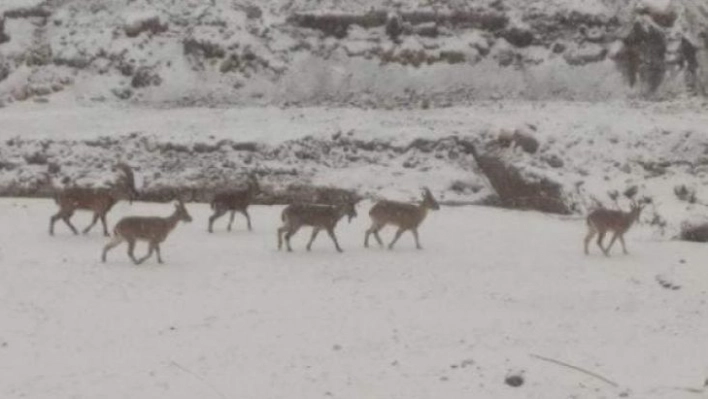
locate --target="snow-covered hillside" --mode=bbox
[0,0,707,106]
[2,198,708,399]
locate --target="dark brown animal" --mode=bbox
[102,201,192,265]
[365,188,440,250]
[208,174,260,232]
[277,202,357,252]
[584,201,643,256]
[50,163,138,236]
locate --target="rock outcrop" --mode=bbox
[0,0,706,105]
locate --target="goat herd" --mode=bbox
[47,164,645,265]
[47,164,443,265]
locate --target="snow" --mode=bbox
[122,9,166,29]
[511,0,612,16]
[1,18,36,57]
[2,198,708,398]
[0,0,43,15]
[3,98,705,143]
[637,0,673,14]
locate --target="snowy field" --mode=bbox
[2,198,708,399]
[4,96,708,145]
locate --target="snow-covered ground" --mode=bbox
[1,198,707,398]
[3,95,708,144]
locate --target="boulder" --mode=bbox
[470,144,572,214]
[123,12,168,38]
[564,43,608,66]
[680,222,708,242]
[498,129,539,154]
[261,184,360,205]
[131,67,162,88]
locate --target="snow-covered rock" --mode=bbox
[122,10,168,38]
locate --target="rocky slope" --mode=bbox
[0,0,707,106]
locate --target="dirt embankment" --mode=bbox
[0,127,582,214]
[0,132,480,204]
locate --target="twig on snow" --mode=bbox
[647,386,705,395]
[530,353,620,388]
[169,360,227,399]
